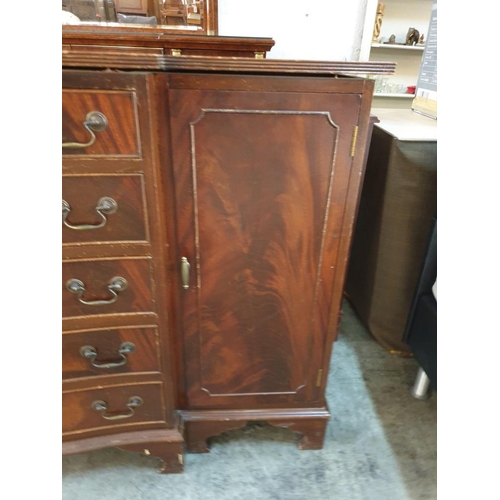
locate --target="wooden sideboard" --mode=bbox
[62,30,395,473]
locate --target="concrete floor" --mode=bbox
[335,299,437,500]
[62,298,437,500]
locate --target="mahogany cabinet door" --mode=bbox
[168,76,362,409]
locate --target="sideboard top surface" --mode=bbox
[62,52,396,76]
[62,29,396,76]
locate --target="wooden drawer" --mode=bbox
[62,258,154,318]
[63,382,166,435]
[62,89,140,157]
[63,326,161,380]
[62,175,148,245]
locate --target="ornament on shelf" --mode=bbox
[388,34,396,44]
[372,3,385,43]
[418,34,425,45]
[405,27,420,46]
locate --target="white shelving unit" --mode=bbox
[373,93,415,98]
[361,0,432,109]
[371,43,424,51]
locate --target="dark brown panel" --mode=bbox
[170,84,360,408]
[62,89,140,156]
[62,258,154,318]
[62,175,149,245]
[62,382,166,435]
[62,326,161,379]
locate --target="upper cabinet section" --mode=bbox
[63,0,219,35]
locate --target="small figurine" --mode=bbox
[372,3,385,43]
[405,27,420,46]
[418,34,425,45]
[388,34,396,44]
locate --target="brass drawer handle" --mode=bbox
[181,257,190,289]
[91,396,143,420]
[79,342,136,369]
[62,111,108,149]
[65,276,128,306]
[62,197,118,231]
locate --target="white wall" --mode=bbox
[218,0,369,61]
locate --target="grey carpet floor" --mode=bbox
[62,299,437,500]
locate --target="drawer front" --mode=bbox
[62,175,148,245]
[63,382,166,434]
[63,327,161,380]
[62,258,154,318]
[62,89,140,157]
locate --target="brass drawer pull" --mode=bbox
[62,111,108,149]
[79,342,136,369]
[62,197,118,231]
[65,276,128,306]
[181,257,190,289]
[91,396,143,420]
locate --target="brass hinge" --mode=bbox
[316,369,323,387]
[171,49,182,57]
[254,51,265,59]
[350,126,359,157]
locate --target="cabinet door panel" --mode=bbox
[170,82,360,408]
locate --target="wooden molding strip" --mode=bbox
[62,29,275,51]
[180,407,331,422]
[62,52,396,75]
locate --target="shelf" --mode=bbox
[364,0,432,110]
[374,93,415,98]
[371,43,425,51]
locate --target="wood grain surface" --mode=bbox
[62,326,161,379]
[62,53,395,75]
[63,381,166,436]
[169,77,360,408]
[62,89,140,156]
[62,258,155,318]
[62,28,272,52]
[181,407,330,452]
[62,175,149,244]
